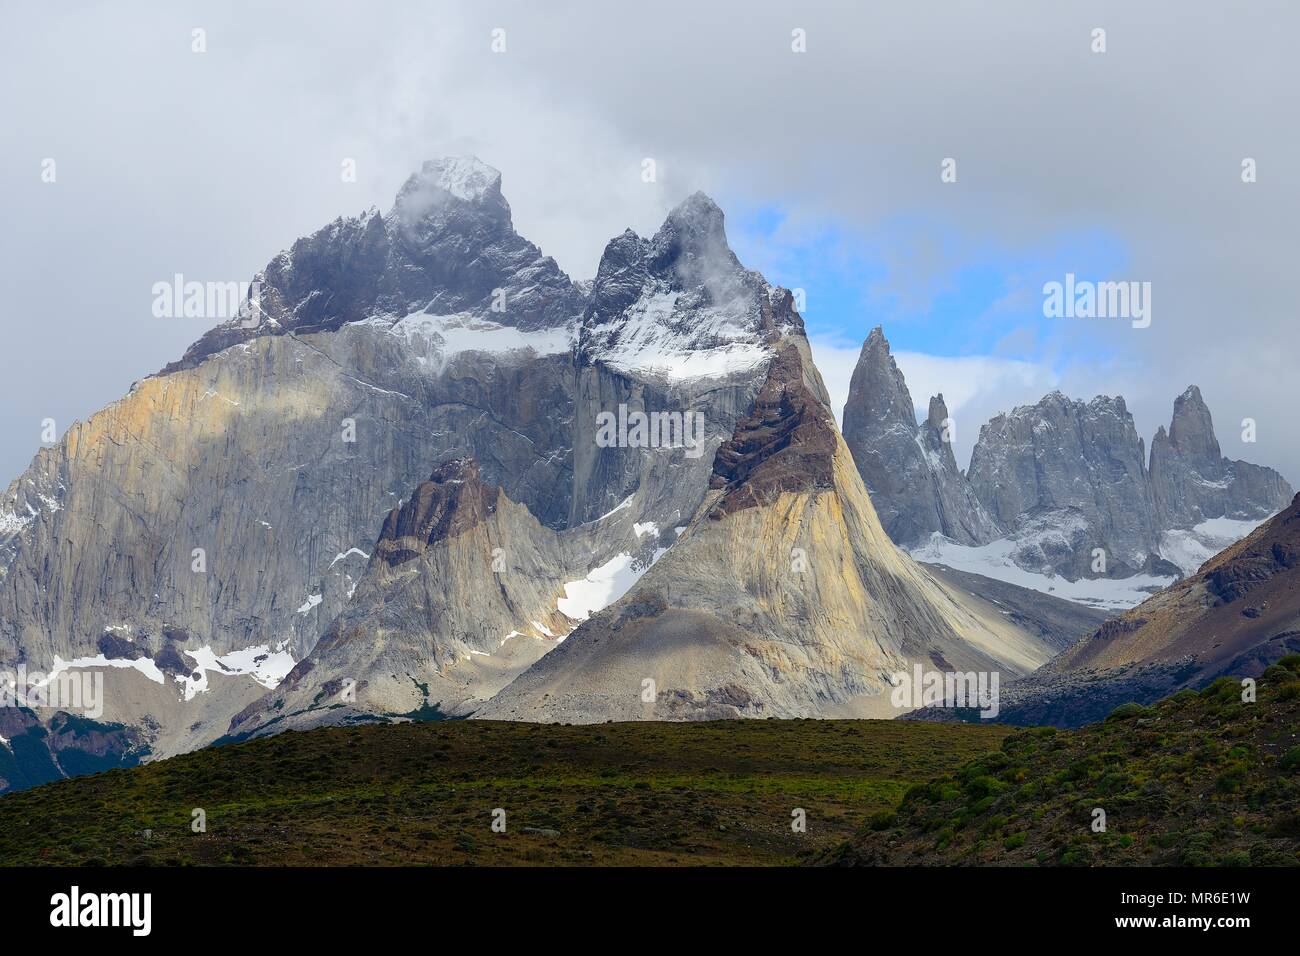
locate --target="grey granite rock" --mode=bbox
[1149,385,1293,528]
[967,391,1160,577]
[841,328,1000,546]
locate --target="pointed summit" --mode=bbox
[578,193,801,380]
[926,394,950,431]
[844,326,915,430]
[1150,385,1292,529]
[476,342,1061,723]
[649,191,740,281]
[408,156,502,202]
[842,327,1000,547]
[1166,384,1221,462]
[393,156,510,226]
[164,157,579,371]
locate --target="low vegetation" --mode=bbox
[824,656,1300,866]
[0,718,1006,866]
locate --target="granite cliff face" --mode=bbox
[967,391,1162,579]
[1150,386,1293,530]
[226,459,588,737]
[841,328,999,547]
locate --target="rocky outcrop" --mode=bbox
[374,459,501,566]
[477,344,1067,723]
[0,708,148,794]
[707,345,837,516]
[841,328,999,546]
[226,459,589,736]
[1150,385,1293,529]
[967,391,1161,578]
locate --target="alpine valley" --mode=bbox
[0,159,1292,791]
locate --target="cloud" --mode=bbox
[1,0,1296,487]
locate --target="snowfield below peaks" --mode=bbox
[1159,515,1272,577]
[910,533,1176,611]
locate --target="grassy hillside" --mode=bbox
[824,656,1300,866]
[0,718,1007,866]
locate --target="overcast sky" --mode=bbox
[2,0,1296,486]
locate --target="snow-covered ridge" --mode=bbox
[583,282,795,382]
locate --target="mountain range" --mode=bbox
[0,157,1292,789]
[843,328,1292,609]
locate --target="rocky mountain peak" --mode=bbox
[654,190,727,248]
[842,327,1000,547]
[1150,385,1292,529]
[1166,384,1221,463]
[648,191,744,290]
[926,394,949,431]
[374,458,501,567]
[578,195,798,380]
[392,156,511,230]
[162,157,582,373]
[844,326,915,430]
[968,387,1159,576]
[407,156,502,202]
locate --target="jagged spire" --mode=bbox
[1167,384,1221,462]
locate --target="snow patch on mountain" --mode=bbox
[363,312,576,368]
[583,286,772,381]
[1159,515,1271,577]
[177,642,296,701]
[557,548,667,622]
[911,533,1175,611]
[38,654,166,688]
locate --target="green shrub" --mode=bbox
[1215,764,1248,793]
[867,809,896,831]
[1107,702,1148,721]
[1276,654,1300,674]
[1278,747,1300,772]
[1200,677,1239,700]
[1274,680,1300,701]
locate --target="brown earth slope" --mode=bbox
[962,493,1300,727]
